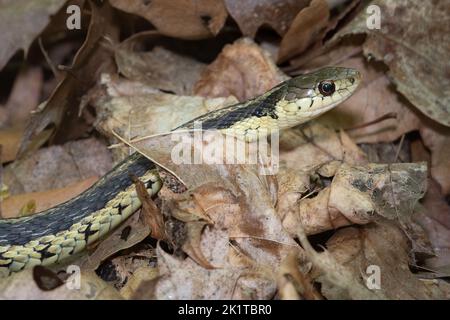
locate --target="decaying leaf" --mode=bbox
[224,0,310,38]
[3,138,112,196]
[317,222,450,299]
[110,0,228,40]
[277,251,322,300]
[332,0,450,127]
[115,31,206,95]
[80,210,151,272]
[18,1,119,156]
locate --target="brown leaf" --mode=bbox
[92,79,237,146]
[194,38,289,101]
[329,162,427,222]
[133,176,165,240]
[280,161,428,237]
[120,266,159,299]
[0,126,24,163]
[182,221,215,269]
[115,31,206,95]
[279,123,367,174]
[333,0,450,127]
[224,0,310,38]
[0,176,97,218]
[80,211,151,272]
[3,138,112,196]
[0,0,67,71]
[18,1,119,156]
[277,0,330,63]
[414,176,450,271]
[110,0,227,40]
[277,251,322,300]
[321,223,450,299]
[419,124,450,195]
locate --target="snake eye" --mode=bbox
[318,80,335,96]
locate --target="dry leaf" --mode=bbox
[120,266,159,299]
[92,81,237,145]
[194,38,289,101]
[224,0,310,38]
[0,126,24,163]
[277,251,322,300]
[1,176,97,218]
[80,210,151,272]
[277,0,330,63]
[321,223,450,299]
[115,31,206,95]
[18,1,119,156]
[110,0,227,40]
[332,0,450,127]
[0,0,67,71]
[3,138,112,195]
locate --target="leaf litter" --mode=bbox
[0,0,449,300]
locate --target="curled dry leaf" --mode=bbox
[224,0,310,38]
[332,0,450,127]
[133,176,165,240]
[277,251,322,300]
[0,0,67,71]
[18,1,119,156]
[115,31,206,95]
[194,38,289,101]
[280,160,427,237]
[110,0,227,40]
[296,224,382,299]
[321,222,450,299]
[3,138,112,196]
[277,0,330,63]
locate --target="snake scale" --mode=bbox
[0,67,360,277]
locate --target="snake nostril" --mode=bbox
[349,77,355,84]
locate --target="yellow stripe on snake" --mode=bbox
[0,67,361,277]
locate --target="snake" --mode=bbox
[0,67,360,277]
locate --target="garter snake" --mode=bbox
[0,67,360,277]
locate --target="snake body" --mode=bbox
[0,67,360,277]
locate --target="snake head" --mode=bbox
[280,67,361,124]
